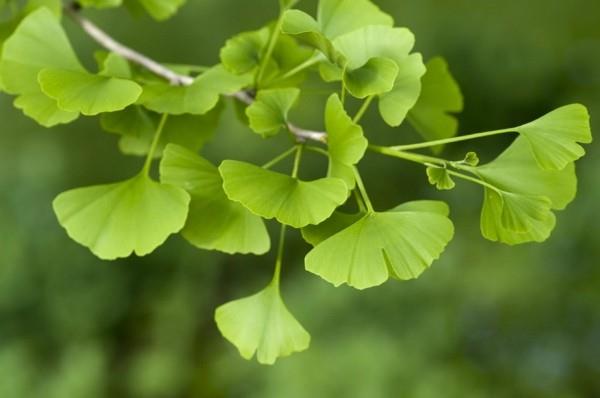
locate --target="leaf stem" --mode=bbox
[262,146,298,169]
[271,53,322,84]
[291,144,304,178]
[256,13,285,86]
[272,223,287,287]
[305,145,329,157]
[354,189,367,213]
[143,113,169,176]
[353,167,374,213]
[353,96,375,124]
[391,128,513,151]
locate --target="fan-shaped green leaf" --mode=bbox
[53,173,190,260]
[0,8,82,125]
[426,166,455,190]
[305,205,454,289]
[215,282,310,365]
[160,144,270,255]
[139,65,251,115]
[246,88,300,137]
[220,27,269,75]
[38,68,142,115]
[343,57,398,98]
[97,52,132,79]
[513,104,592,170]
[408,57,463,152]
[325,94,368,188]
[219,160,348,228]
[318,0,393,39]
[126,0,186,20]
[469,137,577,244]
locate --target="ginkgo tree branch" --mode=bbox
[65,2,327,143]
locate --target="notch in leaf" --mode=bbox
[215,282,310,365]
[246,88,300,137]
[160,144,270,255]
[219,160,348,228]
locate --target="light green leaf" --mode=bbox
[471,137,577,244]
[160,144,270,255]
[220,27,269,75]
[140,65,251,115]
[126,0,186,20]
[462,152,480,166]
[318,0,393,39]
[305,205,454,289]
[53,173,190,260]
[512,104,592,170]
[78,0,122,8]
[215,282,310,365]
[408,57,463,152]
[391,200,450,215]
[97,52,132,79]
[325,94,368,188]
[38,68,142,115]
[0,8,82,125]
[426,166,455,190]
[343,57,398,99]
[246,88,300,137]
[219,160,348,228]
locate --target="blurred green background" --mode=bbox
[1,0,599,397]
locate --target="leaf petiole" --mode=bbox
[270,53,322,84]
[262,146,298,169]
[272,223,287,287]
[291,144,304,178]
[353,96,375,124]
[353,167,374,213]
[256,13,285,86]
[142,113,169,176]
[390,128,513,151]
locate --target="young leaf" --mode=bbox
[0,8,82,126]
[462,152,480,166]
[215,282,310,365]
[53,173,190,260]
[408,57,463,152]
[325,94,368,188]
[38,69,142,115]
[160,144,270,255]
[426,166,456,190]
[305,205,454,289]
[318,0,393,39]
[470,137,577,244]
[220,27,270,75]
[139,65,251,115]
[343,57,399,99]
[219,160,348,228]
[512,104,592,170]
[246,88,300,137]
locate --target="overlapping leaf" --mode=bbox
[219,160,348,228]
[467,137,577,244]
[139,65,251,115]
[325,94,368,188]
[246,88,300,137]
[215,282,310,365]
[220,27,270,75]
[305,201,454,289]
[53,173,190,260]
[160,144,270,255]
[408,57,463,151]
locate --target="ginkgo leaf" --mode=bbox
[408,57,463,152]
[318,0,393,39]
[97,52,132,79]
[139,65,251,115]
[0,8,83,126]
[219,160,348,228]
[220,27,270,75]
[246,88,300,137]
[325,94,368,188]
[469,137,577,244]
[305,205,454,289]
[39,68,142,115]
[215,282,310,365]
[512,104,592,170]
[332,25,426,125]
[53,173,190,260]
[426,166,455,190]
[125,0,186,20]
[160,144,270,255]
[79,0,122,8]
[462,152,480,166]
[343,57,399,98]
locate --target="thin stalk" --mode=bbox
[271,223,287,287]
[353,96,375,124]
[353,167,374,213]
[256,13,285,85]
[305,145,329,157]
[391,128,514,151]
[143,113,169,175]
[270,53,321,84]
[369,145,446,167]
[262,146,298,169]
[446,170,501,193]
[354,189,367,213]
[291,144,304,178]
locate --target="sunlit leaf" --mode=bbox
[219,160,348,228]
[343,57,398,99]
[39,69,142,115]
[160,144,270,255]
[246,88,300,137]
[97,52,132,79]
[215,282,310,365]
[53,173,190,260]
[408,57,463,152]
[318,0,393,39]
[139,65,251,115]
[305,203,454,289]
[426,166,455,190]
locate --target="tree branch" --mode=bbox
[65,3,327,143]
